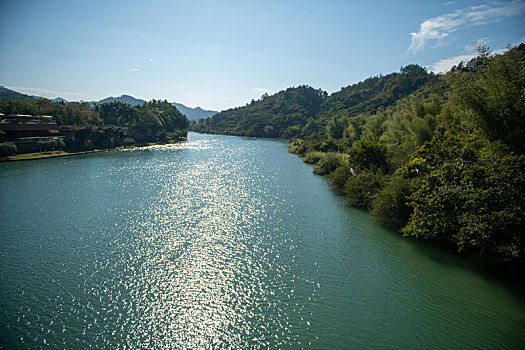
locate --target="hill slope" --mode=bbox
[194,85,328,138]
[97,94,145,106]
[193,65,432,139]
[0,86,36,101]
[0,87,215,121]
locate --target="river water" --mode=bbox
[1,132,524,349]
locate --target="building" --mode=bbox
[0,114,59,139]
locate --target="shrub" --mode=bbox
[344,171,384,209]
[348,139,389,172]
[124,137,136,146]
[312,139,343,153]
[303,151,325,164]
[288,139,307,155]
[0,142,17,157]
[314,152,349,175]
[330,165,352,191]
[371,175,411,227]
[37,139,63,152]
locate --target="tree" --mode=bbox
[348,139,389,172]
[450,44,525,154]
[400,132,525,257]
[326,116,345,139]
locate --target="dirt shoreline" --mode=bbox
[0,149,109,162]
[0,141,180,162]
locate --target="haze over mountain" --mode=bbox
[97,94,145,106]
[52,97,69,103]
[0,87,216,121]
[0,86,35,101]
[171,102,217,121]
[95,95,217,120]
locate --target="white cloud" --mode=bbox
[253,87,271,94]
[408,1,525,54]
[445,1,455,5]
[127,68,140,72]
[428,45,510,73]
[428,53,476,73]
[492,47,508,55]
[149,58,154,63]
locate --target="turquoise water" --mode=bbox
[1,132,524,349]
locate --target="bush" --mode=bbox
[330,165,352,191]
[371,175,412,227]
[303,151,325,164]
[314,152,349,175]
[165,130,187,142]
[348,139,389,172]
[124,137,136,146]
[344,171,384,209]
[312,139,343,152]
[288,139,307,155]
[0,142,17,157]
[37,139,64,152]
[400,132,525,257]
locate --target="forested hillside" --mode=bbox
[193,65,432,138]
[194,85,327,138]
[95,100,188,141]
[195,44,525,260]
[0,86,36,101]
[0,99,102,125]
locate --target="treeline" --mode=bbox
[95,100,188,142]
[0,99,189,142]
[198,44,525,260]
[0,99,101,125]
[193,64,433,138]
[194,85,327,138]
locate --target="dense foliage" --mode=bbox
[95,100,188,141]
[0,99,102,125]
[194,86,327,138]
[198,44,525,260]
[0,99,189,143]
[193,65,432,139]
[399,133,524,257]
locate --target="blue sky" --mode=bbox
[1,0,524,111]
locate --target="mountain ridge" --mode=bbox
[193,64,432,139]
[0,87,217,121]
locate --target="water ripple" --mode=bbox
[1,133,524,349]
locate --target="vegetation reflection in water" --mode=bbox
[0,132,524,349]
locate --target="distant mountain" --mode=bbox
[0,86,37,101]
[97,94,145,106]
[94,95,216,120]
[171,102,217,121]
[0,86,216,121]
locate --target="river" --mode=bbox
[1,132,524,349]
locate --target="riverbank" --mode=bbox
[0,150,103,162]
[0,141,184,162]
[286,136,525,264]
